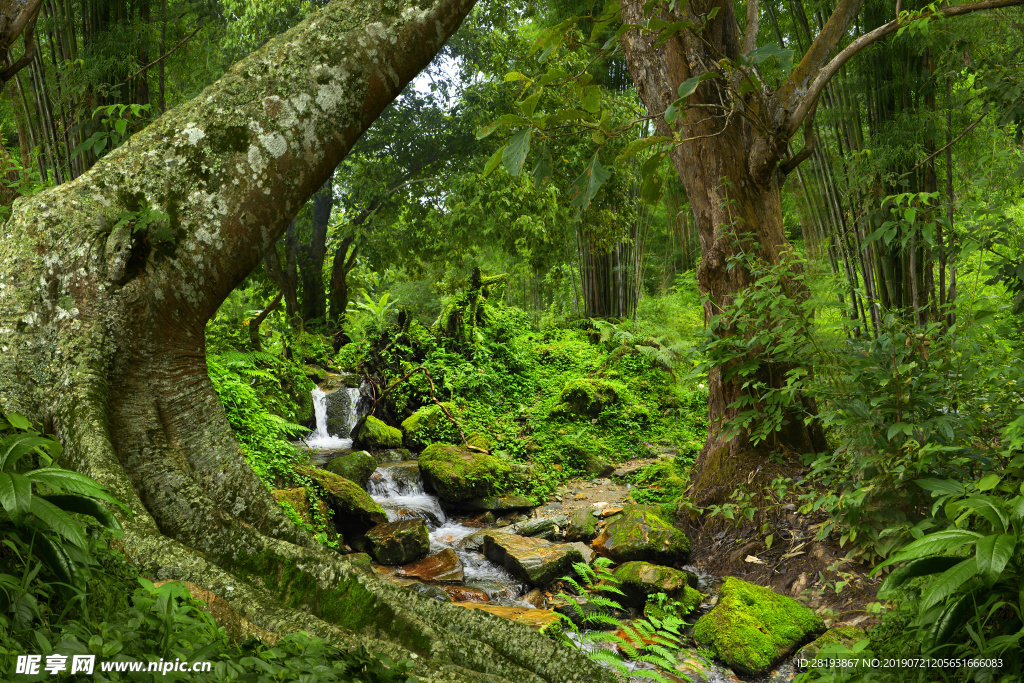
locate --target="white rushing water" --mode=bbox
[369,461,528,604]
[304,386,361,449]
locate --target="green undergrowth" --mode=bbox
[336,280,707,500]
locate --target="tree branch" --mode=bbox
[786,0,1024,136]
[779,111,817,175]
[122,24,202,84]
[906,110,986,173]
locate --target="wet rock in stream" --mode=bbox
[483,532,584,586]
[396,547,464,583]
[363,519,431,565]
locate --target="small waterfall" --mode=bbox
[369,462,527,604]
[304,386,361,450]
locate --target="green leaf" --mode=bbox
[639,151,669,204]
[920,556,978,611]
[28,496,88,549]
[677,72,719,99]
[569,153,612,210]
[483,145,505,177]
[6,413,31,430]
[0,434,55,471]
[879,556,966,594]
[880,529,983,567]
[42,494,123,535]
[502,128,532,177]
[519,91,542,118]
[977,473,1001,491]
[0,471,32,523]
[26,468,124,507]
[614,136,673,163]
[503,71,529,82]
[532,145,552,190]
[537,68,569,87]
[741,43,795,70]
[580,86,601,114]
[114,119,128,136]
[958,496,1009,532]
[476,114,529,140]
[975,533,1014,584]
[541,109,593,126]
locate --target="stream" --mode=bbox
[302,386,802,683]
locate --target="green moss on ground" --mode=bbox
[693,577,825,675]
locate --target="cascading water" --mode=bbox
[304,386,361,449]
[369,461,528,605]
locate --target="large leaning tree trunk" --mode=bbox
[0,2,612,681]
[619,0,1024,507]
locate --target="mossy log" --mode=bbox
[0,1,613,681]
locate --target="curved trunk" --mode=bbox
[621,0,827,506]
[0,2,612,680]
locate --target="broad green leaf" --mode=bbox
[975,533,1014,584]
[42,494,123,535]
[541,109,592,126]
[27,468,124,507]
[503,71,529,82]
[569,153,612,210]
[639,151,668,204]
[476,114,529,140]
[30,533,77,587]
[881,529,983,566]
[0,471,32,523]
[0,434,53,471]
[537,68,569,87]
[879,556,965,594]
[28,496,87,549]
[677,72,718,99]
[580,86,601,114]
[483,145,505,177]
[532,146,552,190]
[6,413,31,430]
[519,91,542,118]
[741,43,794,70]
[920,556,978,611]
[977,473,1001,491]
[114,119,128,136]
[957,496,1009,532]
[502,128,532,177]
[614,136,673,163]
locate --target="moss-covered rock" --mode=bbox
[324,450,377,486]
[376,448,414,463]
[613,561,701,610]
[565,508,600,542]
[693,577,825,675]
[296,465,387,539]
[364,519,430,565]
[591,506,690,564]
[418,443,511,502]
[465,432,492,451]
[400,403,458,450]
[552,378,624,417]
[323,387,357,437]
[353,415,403,449]
[483,532,584,587]
[796,626,867,661]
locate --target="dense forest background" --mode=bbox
[1,0,1024,681]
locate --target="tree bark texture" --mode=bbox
[620,0,835,506]
[0,1,612,680]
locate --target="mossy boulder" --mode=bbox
[613,561,701,610]
[552,378,624,417]
[400,403,458,450]
[796,626,867,661]
[295,465,387,539]
[565,508,600,542]
[353,415,403,449]
[693,577,825,675]
[324,450,377,486]
[591,505,690,564]
[364,519,431,565]
[418,443,511,502]
[272,487,335,542]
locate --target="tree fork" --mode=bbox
[0,1,612,680]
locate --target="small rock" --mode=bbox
[523,588,546,608]
[397,548,464,583]
[453,603,561,631]
[599,506,622,518]
[444,586,490,603]
[569,541,595,563]
[613,561,701,609]
[564,509,599,542]
[593,501,609,509]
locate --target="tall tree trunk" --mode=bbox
[0,2,611,680]
[298,177,332,323]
